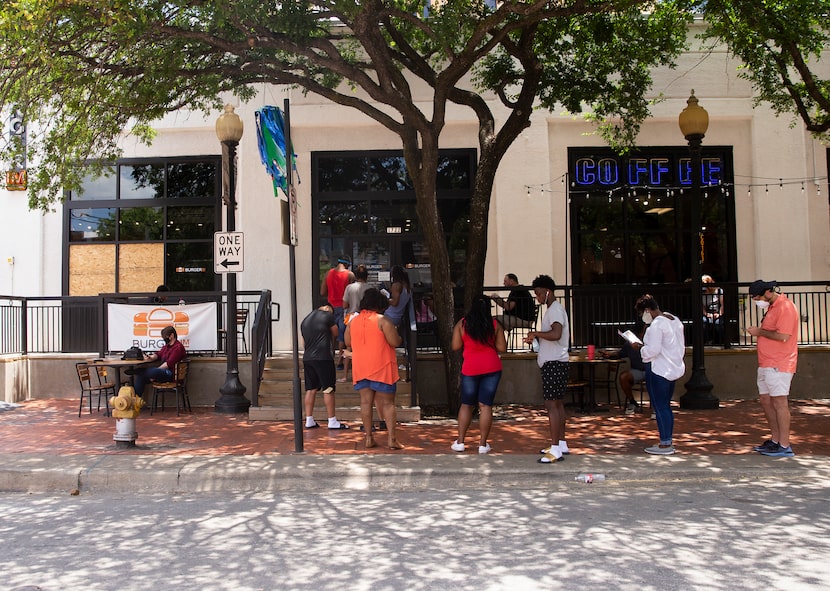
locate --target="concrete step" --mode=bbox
[256,386,412,408]
[249,405,421,422]
[251,356,418,421]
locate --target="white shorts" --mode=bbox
[757,367,794,397]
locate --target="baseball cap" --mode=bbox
[748,279,776,296]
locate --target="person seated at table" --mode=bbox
[490,273,536,331]
[130,325,187,400]
[702,274,725,344]
[620,325,648,415]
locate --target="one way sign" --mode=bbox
[214,231,244,274]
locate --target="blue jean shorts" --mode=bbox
[354,379,397,394]
[460,371,502,406]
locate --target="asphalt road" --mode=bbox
[3,478,829,591]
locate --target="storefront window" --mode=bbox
[568,146,735,285]
[64,157,220,295]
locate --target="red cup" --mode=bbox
[587,345,596,360]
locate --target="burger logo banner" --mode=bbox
[107,302,218,351]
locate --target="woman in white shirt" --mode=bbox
[633,294,686,455]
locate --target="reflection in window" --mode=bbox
[370,201,419,232]
[319,202,370,235]
[168,161,217,198]
[166,242,214,291]
[119,207,163,241]
[70,167,116,200]
[121,164,164,199]
[167,206,214,239]
[70,208,116,241]
[368,157,412,191]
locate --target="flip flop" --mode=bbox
[305,423,320,429]
[359,425,378,432]
[328,424,350,430]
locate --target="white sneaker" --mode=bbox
[478,443,491,454]
[451,440,465,452]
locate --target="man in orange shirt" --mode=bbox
[746,280,799,457]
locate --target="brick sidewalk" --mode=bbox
[1,398,828,457]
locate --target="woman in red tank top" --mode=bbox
[450,295,507,454]
[345,288,404,450]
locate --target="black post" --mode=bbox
[680,135,718,410]
[215,139,251,414]
[285,99,304,452]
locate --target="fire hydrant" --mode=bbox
[110,385,145,449]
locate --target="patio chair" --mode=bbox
[150,359,192,416]
[76,362,117,417]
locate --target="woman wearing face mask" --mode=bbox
[633,295,685,455]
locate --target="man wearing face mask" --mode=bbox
[746,280,799,457]
[131,325,187,401]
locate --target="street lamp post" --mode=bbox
[214,104,251,414]
[678,90,718,410]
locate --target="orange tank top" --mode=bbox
[349,311,399,385]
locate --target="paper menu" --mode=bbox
[618,329,643,345]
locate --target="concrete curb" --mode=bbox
[1,453,828,494]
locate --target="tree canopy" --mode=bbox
[701,0,830,140]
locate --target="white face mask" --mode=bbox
[755,300,770,310]
[642,311,654,325]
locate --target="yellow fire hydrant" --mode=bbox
[110,385,146,448]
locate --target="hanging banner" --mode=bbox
[107,302,218,352]
[255,105,298,198]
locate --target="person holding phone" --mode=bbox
[524,275,571,463]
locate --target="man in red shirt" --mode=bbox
[320,257,354,369]
[131,325,187,400]
[746,280,799,457]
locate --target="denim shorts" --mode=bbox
[353,379,397,394]
[460,371,502,406]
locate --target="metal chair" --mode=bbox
[506,304,540,352]
[219,309,249,354]
[593,359,623,407]
[76,362,117,417]
[150,359,192,416]
[565,379,590,410]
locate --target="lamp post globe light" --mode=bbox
[678,91,718,410]
[215,104,250,414]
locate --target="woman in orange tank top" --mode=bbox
[345,288,404,450]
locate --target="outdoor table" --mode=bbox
[568,356,624,412]
[86,357,155,393]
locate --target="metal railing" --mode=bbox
[0,291,275,356]
[250,290,279,407]
[2,281,826,357]
[412,281,830,352]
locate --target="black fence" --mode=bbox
[1,281,827,356]
[0,291,274,356]
[412,281,830,352]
